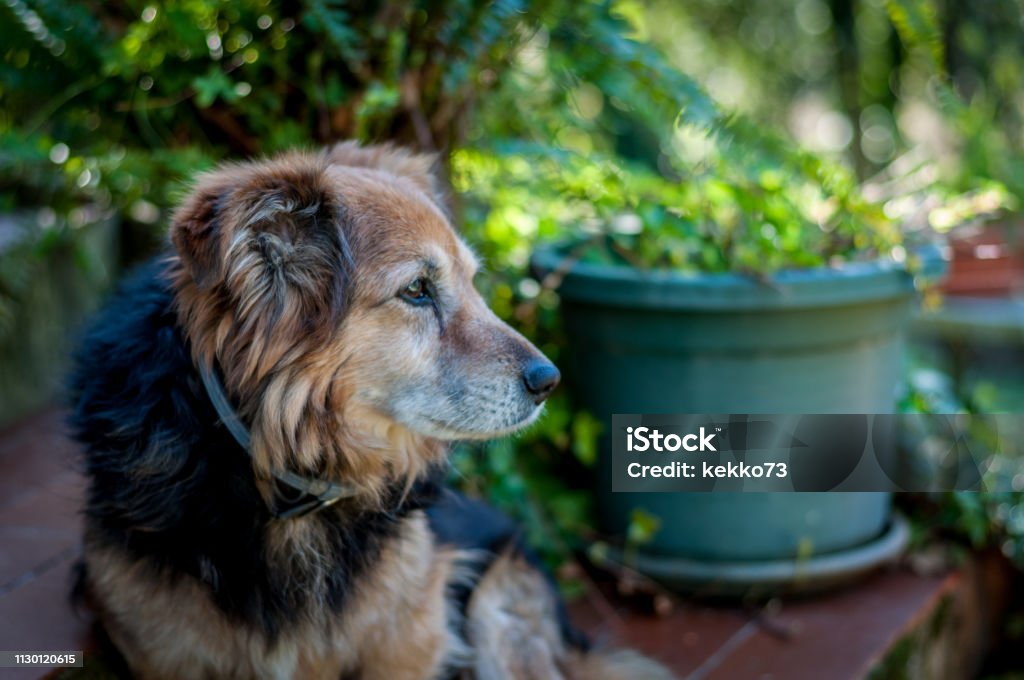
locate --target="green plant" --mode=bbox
[455,140,903,275]
[1,0,565,213]
[885,0,1024,202]
[458,2,916,276]
[899,367,1024,572]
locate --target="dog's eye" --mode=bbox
[400,277,433,306]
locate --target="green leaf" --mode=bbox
[191,68,235,108]
[627,507,662,546]
[884,0,946,75]
[571,411,603,467]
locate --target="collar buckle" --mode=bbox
[271,469,354,519]
[272,490,345,519]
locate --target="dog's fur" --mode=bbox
[69,143,674,679]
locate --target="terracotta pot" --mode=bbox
[943,221,1024,297]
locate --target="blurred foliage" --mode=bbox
[899,367,1024,573]
[3,0,1023,573]
[0,0,556,218]
[1,0,920,276]
[636,0,1024,220]
[886,0,1024,200]
[453,142,900,274]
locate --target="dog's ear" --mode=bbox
[171,179,231,290]
[172,157,352,294]
[171,156,354,387]
[327,141,449,215]
[227,157,353,331]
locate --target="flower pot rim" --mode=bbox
[531,241,948,311]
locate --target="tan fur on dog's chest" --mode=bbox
[85,512,467,680]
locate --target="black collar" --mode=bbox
[198,362,359,519]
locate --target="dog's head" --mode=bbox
[170,143,558,497]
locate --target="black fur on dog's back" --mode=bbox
[68,260,446,640]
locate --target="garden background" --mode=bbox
[3,0,1024,670]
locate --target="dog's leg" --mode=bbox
[464,550,676,680]
[561,649,679,680]
[353,550,463,680]
[345,516,472,680]
[464,550,566,679]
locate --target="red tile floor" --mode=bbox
[0,408,991,679]
[571,569,961,678]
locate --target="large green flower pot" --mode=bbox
[533,244,946,591]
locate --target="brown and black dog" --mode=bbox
[69,143,674,679]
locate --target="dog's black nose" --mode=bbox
[523,359,560,403]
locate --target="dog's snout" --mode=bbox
[522,359,560,403]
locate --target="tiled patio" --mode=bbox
[0,410,91,680]
[0,408,1006,679]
